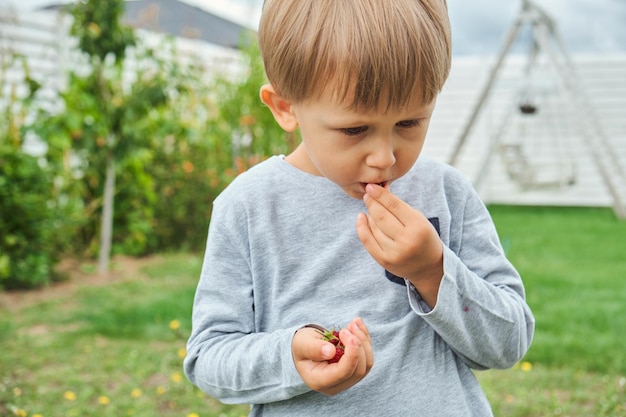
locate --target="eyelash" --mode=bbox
[397,119,421,128]
[340,119,421,136]
[341,126,368,136]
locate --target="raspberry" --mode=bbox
[329,345,345,363]
[322,328,345,364]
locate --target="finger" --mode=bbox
[356,212,383,253]
[364,183,416,226]
[347,317,369,344]
[348,318,374,370]
[366,209,400,246]
[356,212,399,264]
[364,185,437,253]
[343,325,371,372]
[294,327,334,362]
[338,327,365,375]
[363,191,407,242]
[356,212,396,263]
[337,327,361,369]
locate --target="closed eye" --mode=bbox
[340,126,368,136]
[396,119,421,128]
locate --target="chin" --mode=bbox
[339,185,365,200]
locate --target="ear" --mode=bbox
[260,84,299,132]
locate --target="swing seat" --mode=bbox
[519,102,538,115]
[498,142,577,189]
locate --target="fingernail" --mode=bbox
[322,345,333,358]
[365,183,382,197]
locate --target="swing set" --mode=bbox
[494,41,577,190]
[449,0,626,218]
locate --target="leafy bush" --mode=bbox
[1,6,296,288]
[0,147,59,289]
[150,37,295,252]
[0,56,73,288]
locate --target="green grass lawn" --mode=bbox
[1,206,625,416]
[480,206,626,417]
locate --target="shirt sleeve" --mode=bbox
[407,185,535,370]
[183,199,310,404]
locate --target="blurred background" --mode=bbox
[1,1,625,416]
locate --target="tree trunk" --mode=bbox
[98,149,115,274]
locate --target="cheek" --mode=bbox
[321,153,354,175]
[314,150,360,183]
[395,139,425,168]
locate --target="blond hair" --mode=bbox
[258,0,452,110]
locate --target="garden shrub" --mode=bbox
[0,143,67,289]
[0,52,74,289]
[0,12,298,289]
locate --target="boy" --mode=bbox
[184,1,535,415]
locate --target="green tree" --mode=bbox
[33,0,183,271]
[29,18,298,266]
[69,0,139,273]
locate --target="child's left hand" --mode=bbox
[356,183,443,307]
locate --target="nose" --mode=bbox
[365,136,396,169]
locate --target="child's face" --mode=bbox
[288,88,436,200]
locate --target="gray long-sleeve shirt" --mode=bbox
[184,155,535,416]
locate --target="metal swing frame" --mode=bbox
[495,46,577,190]
[449,0,626,218]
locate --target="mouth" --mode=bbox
[360,181,388,191]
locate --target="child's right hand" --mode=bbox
[292,317,373,396]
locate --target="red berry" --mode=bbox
[322,328,345,363]
[328,345,344,364]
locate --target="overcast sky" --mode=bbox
[4,0,626,56]
[203,0,626,55]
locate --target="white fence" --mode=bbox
[0,9,70,110]
[0,7,242,110]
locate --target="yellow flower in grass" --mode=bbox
[171,372,183,383]
[130,388,143,399]
[169,320,181,331]
[64,390,77,401]
[520,361,532,372]
[98,395,111,405]
[155,386,167,395]
[177,347,187,358]
[187,413,200,417]
[13,409,27,417]
[33,414,44,417]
